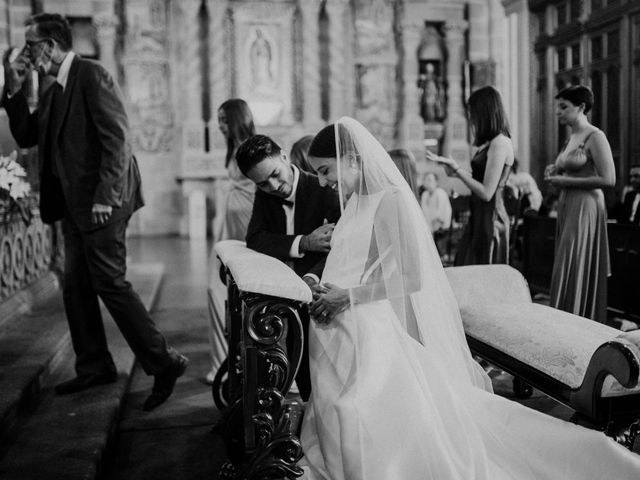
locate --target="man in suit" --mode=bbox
[616,165,640,225]
[235,134,340,400]
[3,13,187,411]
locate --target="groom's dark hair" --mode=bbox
[236,134,283,176]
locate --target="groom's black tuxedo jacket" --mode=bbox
[246,168,340,279]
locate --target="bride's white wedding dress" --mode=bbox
[300,117,640,480]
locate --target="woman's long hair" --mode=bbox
[290,135,314,173]
[387,148,420,201]
[467,86,511,147]
[219,99,256,167]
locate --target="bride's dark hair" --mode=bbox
[308,124,336,158]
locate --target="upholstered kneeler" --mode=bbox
[216,240,312,303]
[214,240,310,479]
[445,264,640,444]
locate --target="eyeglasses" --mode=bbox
[24,39,48,54]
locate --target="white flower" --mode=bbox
[0,151,30,201]
[10,181,30,199]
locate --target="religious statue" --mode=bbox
[250,28,273,90]
[418,62,446,123]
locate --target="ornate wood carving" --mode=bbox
[218,264,305,480]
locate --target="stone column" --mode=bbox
[178,0,205,156]
[325,0,349,120]
[502,0,531,171]
[467,2,490,64]
[399,18,426,153]
[299,0,323,128]
[94,13,118,78]
[442,21,470,164]
[209,0,228,132]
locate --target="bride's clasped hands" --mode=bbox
[309,282,349,325]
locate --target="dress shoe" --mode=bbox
[55,372,118,395]
[143,354,189,411]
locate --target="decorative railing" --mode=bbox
[213,241,307,480]
[0,196,63,303]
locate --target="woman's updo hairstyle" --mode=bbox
[308,124,337,158]
[555,85,594,114]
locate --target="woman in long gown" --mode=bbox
[427,86,514,265]
[545,85,614,324]
[302,116,640,480]
[206,99,256,383]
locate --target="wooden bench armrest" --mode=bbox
[571,340,640,423]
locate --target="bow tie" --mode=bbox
[281,199,294,207]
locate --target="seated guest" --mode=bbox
[615,164,640,225]
[420,172,452,233]
[289,135,314,173]
[388,148,420,201]
[236,134,340,401]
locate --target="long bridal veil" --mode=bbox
[332,116,490,390]
[302,116,497,479]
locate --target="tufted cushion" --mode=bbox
[214,240,248,266]
[445,265,532,310]
[214,240,312,303]
[461,303,640,397]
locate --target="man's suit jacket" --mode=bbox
[616,190,640,225]
[246,169,341,279]
[3,55,143,231]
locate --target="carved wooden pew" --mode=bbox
[214,240,309,480]
[445,264,640,450]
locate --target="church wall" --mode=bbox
[0,1,516,236]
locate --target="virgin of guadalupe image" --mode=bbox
[250,28,275,91]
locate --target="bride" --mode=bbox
[301,117,640,479]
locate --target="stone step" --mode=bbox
[0,285,69,439]
[0,262,164,480]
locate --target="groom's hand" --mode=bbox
[300,224,335,253]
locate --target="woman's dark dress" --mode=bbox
[454,146,512,266]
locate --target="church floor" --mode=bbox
[104,236,582,479]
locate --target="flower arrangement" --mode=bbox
[0,151,30,201]
[0,151,32,222]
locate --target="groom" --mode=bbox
[236,134,340,400]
